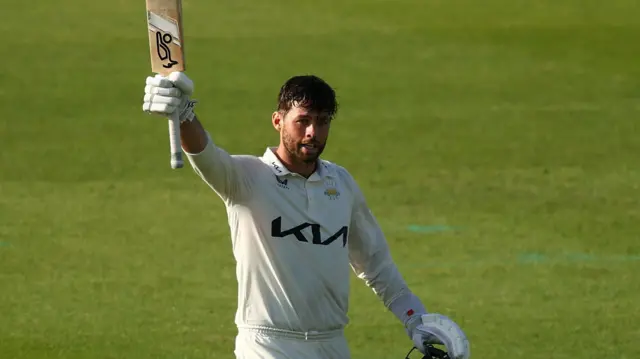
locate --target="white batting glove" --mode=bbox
[407,313,470,359]
[142,71,197,123]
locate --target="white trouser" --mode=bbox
[234,326,350,359]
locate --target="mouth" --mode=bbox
[300,143,320,154]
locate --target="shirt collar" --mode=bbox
[262,147,336,181]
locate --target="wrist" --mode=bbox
[388,291,427,333]
[179,99,198,124]
[406,313,423,334]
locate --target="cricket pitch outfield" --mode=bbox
[1,0,639,358]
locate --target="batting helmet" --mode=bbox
[404,344,450,359]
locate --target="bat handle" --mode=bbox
[169,111,183,169]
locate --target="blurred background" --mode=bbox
[1,0,639,358]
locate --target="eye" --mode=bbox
[318,117,330,126]
[297,118,310,126]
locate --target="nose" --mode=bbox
[305,124,316,138]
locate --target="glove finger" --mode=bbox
[143,94,182,106]
[145,85,182,97]
[414,330,444,345]
[413,331,446,357]
[415,326,452,350]
[146,75,175,88]
[419,316,469,359]
[145,103,176,114]
[167,71,194,95]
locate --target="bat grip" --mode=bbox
[169,111,183,169]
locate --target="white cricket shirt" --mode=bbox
[185,134,411,334]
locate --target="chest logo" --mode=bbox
[323,179,340,200]
[271,217,348,247]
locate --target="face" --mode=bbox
[273,104,331,164]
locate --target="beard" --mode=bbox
[282,130,325,163]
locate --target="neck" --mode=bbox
[275,145,316,178]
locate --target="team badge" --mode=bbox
[323,179,340,200]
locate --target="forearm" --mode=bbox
[360,260,426,325]
[357,261,427,332]
[388,290,427,330]
[180,116,208,154]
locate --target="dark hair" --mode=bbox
[277,75,338,120]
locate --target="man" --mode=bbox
[142,72,470,359]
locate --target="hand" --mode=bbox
[408,313,470,359]
[142,71,197,123]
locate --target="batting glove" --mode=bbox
[142,71,197,123]
[407,313,470,359]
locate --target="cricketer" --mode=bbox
[142,72,471,359]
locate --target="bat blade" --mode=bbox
[145,0,186,169]
[146,0,186,75]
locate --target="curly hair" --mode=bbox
[276,75,338,120]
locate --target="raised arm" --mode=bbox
[180,115,208,154]
[142,72,249,202]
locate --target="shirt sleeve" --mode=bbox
[347,181,427,329]
[184,132,251,202]
[347,181,411,307]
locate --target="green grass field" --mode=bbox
[1,0,639,358]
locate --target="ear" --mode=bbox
[272,111,283,131]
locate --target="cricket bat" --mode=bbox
[145,0,186,169]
